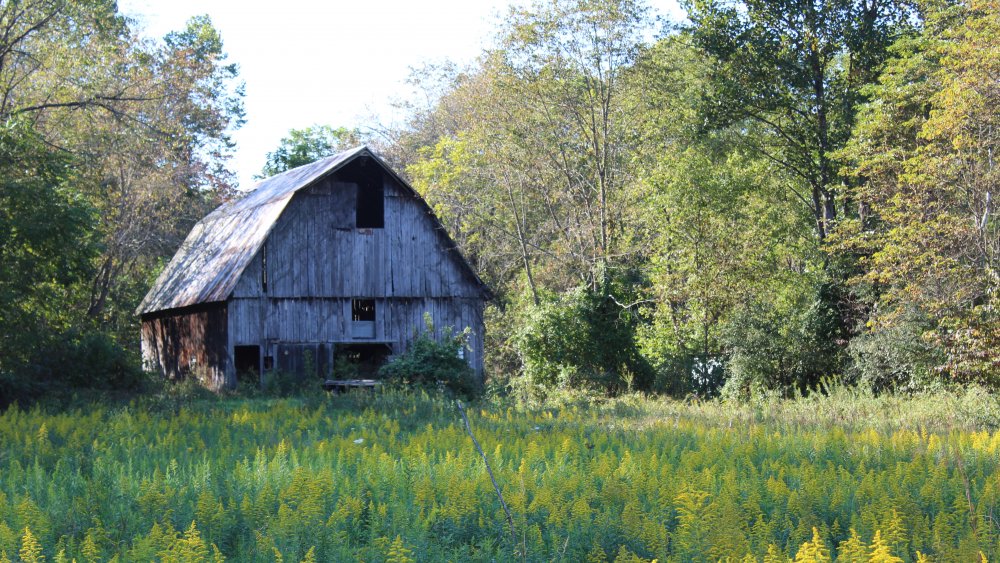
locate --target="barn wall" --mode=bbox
[233,173,483,300]
[140,303,229,389]
[141,150,488,390]
[227,297,485,380]
[226,164,487,384]
[387,297,486,378]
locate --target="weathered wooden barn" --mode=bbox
[137,146,489,389]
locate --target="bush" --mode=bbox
[379,315,478,397]
[515,286,653,395]
[60,332,144,389]
[722,289,845,399]
[261,369,317,397]
[2,331,144,404]
[847,315,942,393]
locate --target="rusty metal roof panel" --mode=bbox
[137,147,365,314]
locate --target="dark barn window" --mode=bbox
[356,177,384,228]
[335,343,392,377]
[234,345,261,381]
[352,299,376,321]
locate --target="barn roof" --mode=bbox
[138,146,488,315]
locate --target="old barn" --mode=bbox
[137,146,489,389]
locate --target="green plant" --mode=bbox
[722,285,845,399]
[261,369,316,397]
[379,314,477,397]
[515,286,653,396]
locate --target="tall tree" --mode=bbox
[403,0,661,391]
[840,0,1000,386]
[0,120,96,388]
[409,0,655,299]
[684,0,910,239]
[0,3,244,377]
[75,15,245,338]
[632,37,832,395]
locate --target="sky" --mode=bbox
[118,0,684,189]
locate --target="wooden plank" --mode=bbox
[322,379,380,393]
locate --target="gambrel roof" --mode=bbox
[138,146,488,315]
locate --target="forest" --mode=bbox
[0,0,998,403]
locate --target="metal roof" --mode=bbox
[138,146,488,315]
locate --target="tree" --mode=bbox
[0,120,97,400]
[0,5,244,395]
[683,0,911,240]
[403,0,660,392]
[636,142,830,395]
[628,35,837,395]
[408,0,656,299]
[259,125,362,177]
[72,15,246,341]
[839,0,1000,387]
[0,0,131,121]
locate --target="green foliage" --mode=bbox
[633,134,825,396]
[259,125,363,177]
[378,314,478,397]
[847,315,942,393]
[515,286,653,395]
[683,0,910,240]
[0,3,242,401]
[39,332,144,390]
[404,0,656,305]
[0,390,997,560]
[260,370,317,398]
[0,120,104,403]
[837,0,1000,389]
[722,286,846,398]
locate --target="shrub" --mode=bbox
[379,314,477,397]
[847,316,942,393]
[722,289,845,399]
[1,331,144,406]
[515,286,653,395]
[59,332,144,389]
[261,369,316,397]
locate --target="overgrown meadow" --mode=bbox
[2,389,1000,562]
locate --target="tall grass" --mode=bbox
[0,387,998,561]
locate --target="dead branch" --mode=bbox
[455,400,522,561]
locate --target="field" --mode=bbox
[2,389,1000,562]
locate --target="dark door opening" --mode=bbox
[275,343,330,378]
[334,343,392,378]
[234,345,261,382]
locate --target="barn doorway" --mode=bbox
[275,343,330,378]
[334,343,392,378]
[234,345,260,382]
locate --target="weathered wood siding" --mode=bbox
[233,175,482,299]
[227,297,485,376]
[140,304,229,389]
[228,169,486,380]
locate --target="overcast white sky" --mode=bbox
[118,0,684,189]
